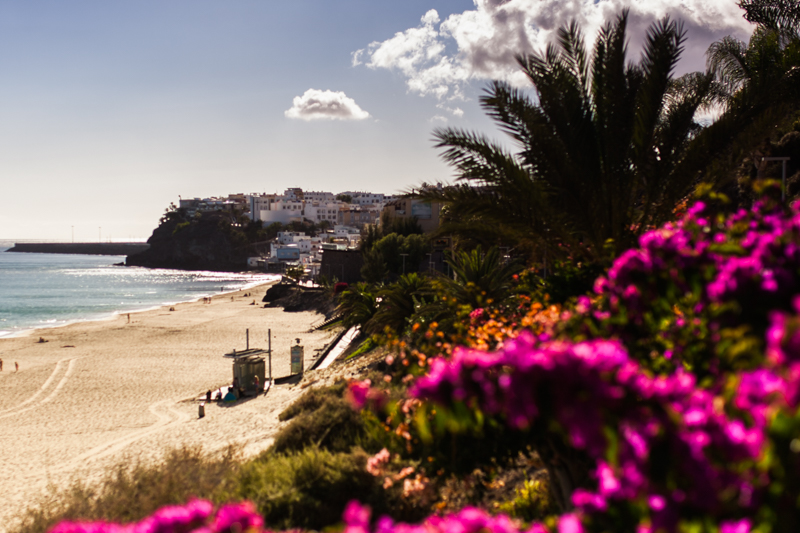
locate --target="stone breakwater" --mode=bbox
[7,242,150,256]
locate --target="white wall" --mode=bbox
[261,210,300,225]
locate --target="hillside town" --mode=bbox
[176,187,443,278]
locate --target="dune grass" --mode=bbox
[12,445,240,533]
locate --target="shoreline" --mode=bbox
[0,266,281,340]
[0,283,338,531]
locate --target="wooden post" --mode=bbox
[246,329,249,350]
[268,328,272,384]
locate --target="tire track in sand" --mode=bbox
[40,358,78,404]
[61,399,192,470]
[0,358,77,420]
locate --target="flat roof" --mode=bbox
[223,348,269,359]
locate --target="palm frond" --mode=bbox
[739,0,800,37]
[706,36,751,98]
[632,16,686,159]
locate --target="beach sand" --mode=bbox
[0,285,341,531]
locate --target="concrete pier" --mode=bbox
[6,242,150,256]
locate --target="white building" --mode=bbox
[277,231,307,244]
[336,191,396,208]
[304,202,341,225]
[259,210,300,225]
[283,188,304,201]
[178,196,245,217]
[246,194,279,220]
[332,225,361,247]
[243,188,394,225]
[303,191,336,203]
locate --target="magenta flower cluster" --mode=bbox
[576,195,800,375]
[599,197,800,309]
[341,500,554,533]
[407,193,800,532]
[50,500,263,533]
[341,501,755,533]
[412,331,795,530]
[346,379,387,410]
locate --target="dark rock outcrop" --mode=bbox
[126,212,250,271]
[263,280,335,316]
[263,281,297,303]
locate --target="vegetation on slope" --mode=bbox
[16,2,800,533]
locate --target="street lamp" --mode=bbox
[763,156,791,201]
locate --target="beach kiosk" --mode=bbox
[224,348,267,395]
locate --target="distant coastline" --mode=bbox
[6,242,150,256]
[0,251,279,338]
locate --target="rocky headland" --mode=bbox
[126,212,252,271]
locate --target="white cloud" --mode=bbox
[353,0,754,100]
[437,102,464,117]
[284,89,370,121]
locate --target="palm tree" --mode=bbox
[417,10,716,260]
[693,9,800,192]
[370,273,431,335]
[333,283,378,333]
[435,246,523,309]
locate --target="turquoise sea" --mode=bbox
[0,243,278,338]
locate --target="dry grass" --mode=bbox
[11,446,241,533]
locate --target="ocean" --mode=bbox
[0,243,279,338]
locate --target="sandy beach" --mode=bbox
[0,284,341,531]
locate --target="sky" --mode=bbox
[0,0,754,241]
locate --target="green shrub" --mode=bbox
[230,448,386,530]
[171,221,191,235]
[278,382,346,422]
[273,384,367,454]
[518,259,607,304]
[495,477,553,521]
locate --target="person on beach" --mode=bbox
[253,375,260,393]
[15,362,19,372]
[0,359,3,371]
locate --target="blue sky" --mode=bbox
[0,0,752,241]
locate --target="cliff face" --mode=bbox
[126,212,250,272]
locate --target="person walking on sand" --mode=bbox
[0,358,3,371]
[15,362,19,372]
